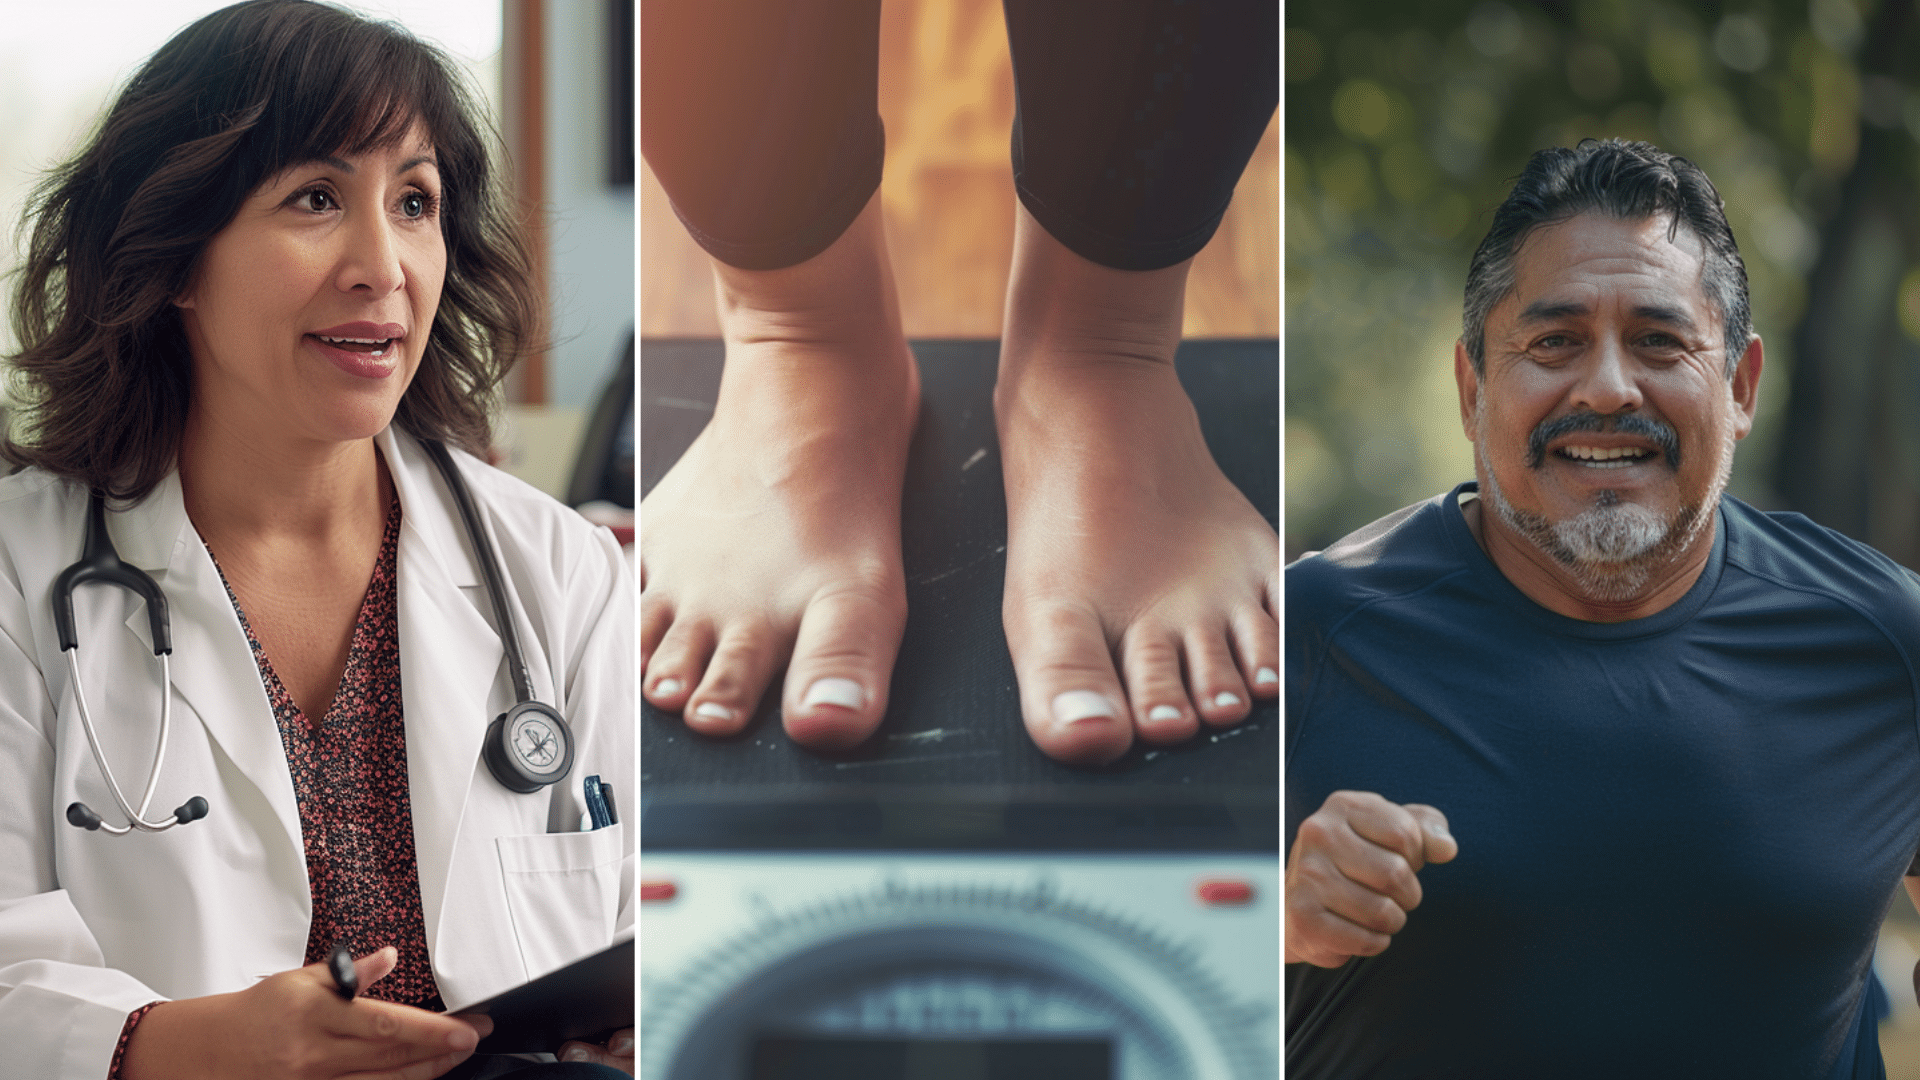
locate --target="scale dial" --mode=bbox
[642,879,1268,1080]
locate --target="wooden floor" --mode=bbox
[639,0,1277,339]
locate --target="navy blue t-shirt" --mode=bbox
[1286,483,1920,1079]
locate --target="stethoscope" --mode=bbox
[53,439,576,835]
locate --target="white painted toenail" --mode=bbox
[1053,690,1118,725]
[693,702,735,721]
[654,678,684,697]
[1147,705,1182,722]
[1213,692,1242,708]
[1255,667,1278,686]
[803,677,866,711]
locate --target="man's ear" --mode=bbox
[1455,339,1479,443]
[1729,334,1763,440]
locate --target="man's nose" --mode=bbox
[334,213,405,296]
[1569,337,1642,415]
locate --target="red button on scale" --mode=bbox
[640,880,678,902]
[1196,879,1254,906]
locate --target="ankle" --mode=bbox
[712,193,908,359]
[998,204,1191,385]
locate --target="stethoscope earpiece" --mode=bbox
[58,494,207,836]
[63,796,206,833]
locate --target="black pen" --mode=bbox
[584,774,616,829]
[327,944,359,1001]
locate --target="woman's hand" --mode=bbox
[120,946,492,1080]
[558,1027,634,1074]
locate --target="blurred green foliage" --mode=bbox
[1285,0,1920,557]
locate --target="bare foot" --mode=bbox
[640,196,917,750]
[995,205,1280,766]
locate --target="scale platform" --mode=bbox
[639,338,1278,849]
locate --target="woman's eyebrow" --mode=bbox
[300,153,439,175]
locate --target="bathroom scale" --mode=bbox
[638,338,1278,813]
[637,340,1282,1080]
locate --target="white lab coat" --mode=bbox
[0,427,634,1080]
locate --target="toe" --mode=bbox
[639,592,672,671]
[686,616,784,737]
[643,616,711,714]
[1232,603,1280,700]
[1120,626,1197,745]
[782,582,907,751]
[1185,625,1251,728]
[1007,599,1131,765]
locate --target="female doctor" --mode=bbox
[0,3,631,1078]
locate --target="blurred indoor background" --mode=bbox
[0,0,634,515]
[1286,0,1920,1067]
[639,0,1277,341]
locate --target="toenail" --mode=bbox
[654,677,684,697]
[1212,692,1242,708]
[802,677,866,711]
[1255,667,1278,686]
[1147,705,1182,722]
[693,702,735,721]
[1052,690,1118,725]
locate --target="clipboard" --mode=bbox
[456,936,634,1054]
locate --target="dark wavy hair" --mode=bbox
[1462,139,1751,378]
[4,0,539,499]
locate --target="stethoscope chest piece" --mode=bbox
[484,700,575,794]
[420,438,579,796]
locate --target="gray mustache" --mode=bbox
[1526,411,1681,470]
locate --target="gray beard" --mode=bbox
[1476,424,1732,604]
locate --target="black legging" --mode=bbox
[640,0,1277,272]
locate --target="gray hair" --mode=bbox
[1462,139,1752,377]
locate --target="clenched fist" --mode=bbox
[1285,790,1457,968]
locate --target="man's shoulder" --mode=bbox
[1721,494,1920,623]
[1288,487,1474,623]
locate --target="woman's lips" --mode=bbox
[313,321,406,341]
[305,334,397,379]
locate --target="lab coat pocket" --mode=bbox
[495,824,623,979]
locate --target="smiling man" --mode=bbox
[1285,140,1920,1078]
